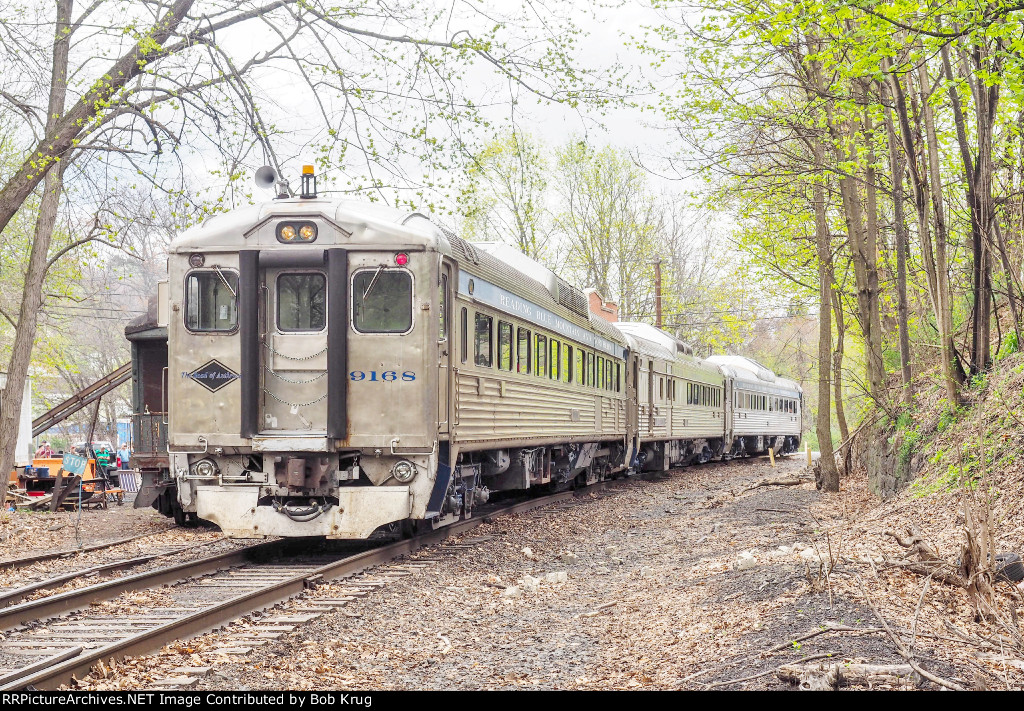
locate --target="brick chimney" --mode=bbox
[586,289,619,323]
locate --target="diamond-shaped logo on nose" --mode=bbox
[187,359,239,392]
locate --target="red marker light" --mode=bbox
[395,253,409,266]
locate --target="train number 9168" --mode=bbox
[349,370,416,382]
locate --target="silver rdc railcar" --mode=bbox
[131,172,802,538]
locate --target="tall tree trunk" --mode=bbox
[882,80,914,406]
[993,220,1022,346]
[0,0,72,482]
[918,59,962,404]
[827,79,884,402]
[830,290,850,446]
[863,99,885,399]
[943,45,995,372]
[813,178,840,492]
[886,57,960,404]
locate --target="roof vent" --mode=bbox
[556,280,589,318]
[445,231,479,264]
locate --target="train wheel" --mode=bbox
[400,519,432,538]
[171,504,200,527]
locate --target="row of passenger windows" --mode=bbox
[655,378,723,407]
[736,391,799,413]
[462,308,621,392]
[685,382,722,407]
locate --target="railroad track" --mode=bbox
[0,533,159,570]
[0,484,621,691]
[0,537,233,610]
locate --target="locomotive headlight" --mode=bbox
[188,253,205,268]
[191,458,218,478]
[276,222,317,243]
[392,460,416,483]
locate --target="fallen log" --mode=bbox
[882,559,968,588]
[777,661,916,690]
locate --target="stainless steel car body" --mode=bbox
[158,194,803,539]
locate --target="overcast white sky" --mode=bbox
[204,0,694,204]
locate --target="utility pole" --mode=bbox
[653,258,663,328]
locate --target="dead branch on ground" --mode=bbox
[884,526,968,587]
[855,574,965,690]
[742,477,810,492]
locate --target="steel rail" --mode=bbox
[0,540,283,632]
[0,534,155,570]
[2,488,581,690]
[0,555,158,609]
[0,537,231,609]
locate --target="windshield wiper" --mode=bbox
[213,265,237,297]
[362,264,386,299]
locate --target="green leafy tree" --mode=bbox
[460,131,554,264]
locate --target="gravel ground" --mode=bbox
[0,495,175,562]
[76,455,965,691]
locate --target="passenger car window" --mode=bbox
[352,270,413,333]
[185,271,238,332]
[439,274,448,340]
[277,272,326,331]
[549,339,560,380]
[517,328,531,373]
[498,321,512,371]
[461,308,468,363]
[535,334,547,376]
[475,313,493,367]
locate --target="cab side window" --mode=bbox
[185,271,238,332]
[439,274,448,340]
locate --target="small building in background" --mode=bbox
[0,372,33,467]
[586,289,619,323]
